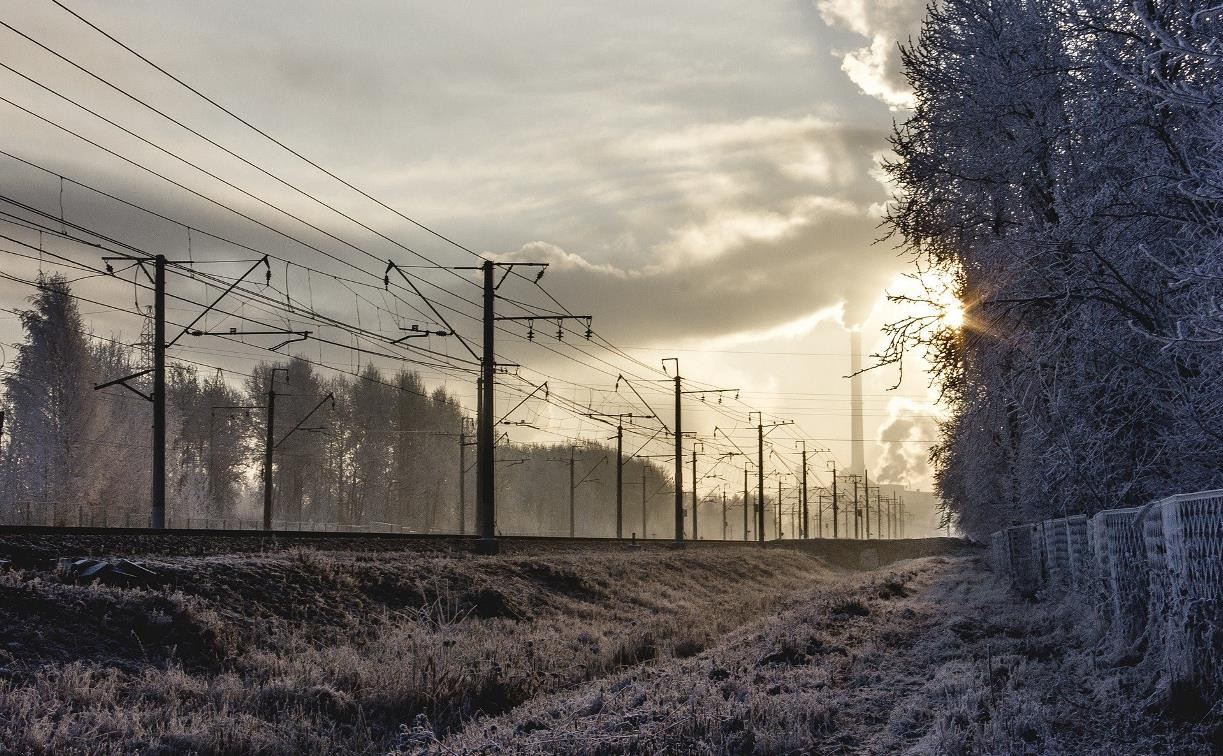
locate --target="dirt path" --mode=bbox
[433,556,1215,754]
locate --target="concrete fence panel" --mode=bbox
[986,491,1221,698]
[1156,491,1223,694]
[1005,524,1041,596]
[1065,515,1090,589]
[1088,507,1146,639]
[1042,517,1071,590]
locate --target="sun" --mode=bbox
[927,273,965,330]
[939,294,965,329]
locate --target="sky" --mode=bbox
[0,1,942,491]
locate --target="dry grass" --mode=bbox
[2,545,1213,754]
[0,545,831,754]
[434,557,1218,755]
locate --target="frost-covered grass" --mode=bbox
[432,557,1218,755]
[0,546,831,754]
[3,549,1212,754]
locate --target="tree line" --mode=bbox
[884,0,1223,538]
[0,274,688,534]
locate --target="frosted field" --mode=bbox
[0,538,1213,754]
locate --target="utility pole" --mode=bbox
[816,490,824,538]
[97,254,170,528]
[668,359,683,544]
[690,442,703,539]
[799,442,809,539]
[661,363,736,544]
[456,259,588,551]
[714,489,724,540]
[549,447,605,538]
[477,260,496,547]
[262,380,276,530]
[245,374,333,532]
[756,415,764,542]
[900,495,905,538]
[642,467,648,538]
[99,254,299,530]
[849,475,860,538]
[777,478,784,538]
[851,477,860,535]
[616,423,623,538]
[270,387,334,529]
[583,412,643,539]
[829,461,839,539]
[458,419,475,534]
[743,466,750,541]
[863,468,871,539]
[876,487,882,541]
[151,255,165,528]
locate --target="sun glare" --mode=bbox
[940,295,965,330]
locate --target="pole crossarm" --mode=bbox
[493,314,592,341]
[760,418,796,438]
[94,369,152,401]
[497,381,548,425]
[614,374,670,434]
[713,426,750,457]
[680,387,740,404]
[770,448,797,476]
[188,328,311,351]
[166,255,270,348]
[582,411,644,427]
[392,325,451,344]
[625,428,666,460]
[574,455,607,488]
[385,261,476,358]
[274,391,335,448]
[454,261,548,290]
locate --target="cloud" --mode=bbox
[814,0,925,109]
[0,0,928,467]
[501,187,894,344]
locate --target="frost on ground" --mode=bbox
[429,557,1218,755]
[0,545,833,754]
[1,546,1214,755]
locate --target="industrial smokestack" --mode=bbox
[850,330,865,476]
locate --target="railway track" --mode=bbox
[0,524,976,567]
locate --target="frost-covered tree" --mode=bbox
[0,275,97,523]
[169,365,250,521]
[884,0,1223,538]
[246,357,331,525]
